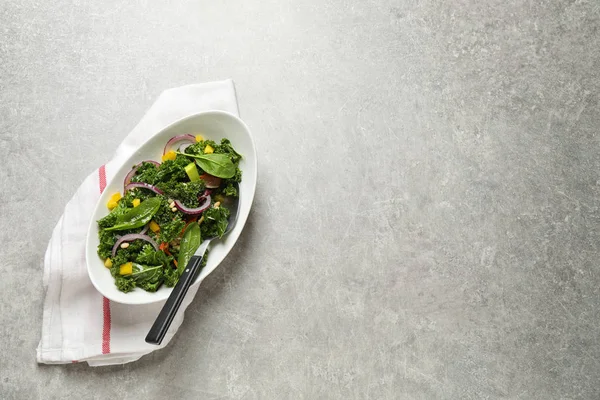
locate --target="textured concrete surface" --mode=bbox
[1,0,600,398]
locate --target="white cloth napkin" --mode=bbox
[37,80,239,366]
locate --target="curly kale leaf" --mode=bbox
[114,262,166,293]
[152,197,175,224]
[219,168,242,197]
[154,155,189,184]
[158,214,185,244]
[97,201,129,228]
[99,226,151,260]
[98,229,118,259]
[220,185,236,197]
[150,197,185,243]
[156,181,205,207]
[98,213,117,230]
[115,276,136,292]
[216,139,242,197]
[122,187,154,204]
[185,140,215,158]
[130,161,159,185]
[163,267,180,287]
[214,138,242,164]
[111,239,147,268]
[136,245,173,267]
[201,206,230,238]
[131,264,164,292]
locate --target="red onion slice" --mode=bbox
[173,195,211,215]
[139,224,149,235]
[123,160,160,192]
[111,234,159,258]
[124,182,164,195]
[163,134,196,155]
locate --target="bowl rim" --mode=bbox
[85,110,257,305]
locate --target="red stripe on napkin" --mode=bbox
[99,165,111,354]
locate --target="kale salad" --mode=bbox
[97,134,242,293]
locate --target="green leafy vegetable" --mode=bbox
[178,223,202,274]
[110,240,147,269]
[156,181,205,208]
[215,138,242,163]
[131,162,159,185]
[177,152,236,179]
[163,266,180,287]
[136,244,173,266]
[113,263,164,292]
[98,229,118,258]
[154,155,190,183]
[131,264,164,292]
[104,197,161,232]
[158,214,186,243]
[201,206,230,238]
[115,276,136,292]
[186,138,241,163]
[221,172,241,197]
[184,138,242,196]
[122,187,153,204]
[97,202,129,228]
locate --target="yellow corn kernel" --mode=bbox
[104,258,113,268]
[162,150,177,161]
[195,134,204,142]
[149,220,160,233]
[107,200,118,210]
[107,192,122,210]
[110,192,122,202]
[132,198,141,207]
[119,262,133,275]
[204,144,214,154]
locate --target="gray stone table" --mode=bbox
[1,0,599,399]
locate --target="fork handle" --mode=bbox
[145,241,210,345]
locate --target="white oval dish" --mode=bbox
[85,111,257,305]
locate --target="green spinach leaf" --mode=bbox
[185,138,241,163]
[97,201,129,228]
[177,152,236,178]
[178,222,201,274]
[105,197,161,231]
